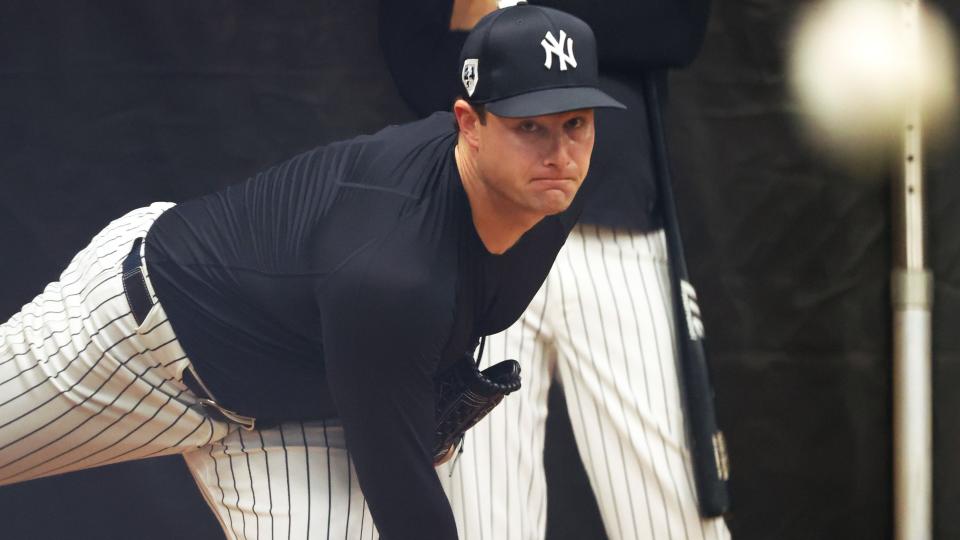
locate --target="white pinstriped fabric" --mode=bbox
[0,204,382,540]
[0,203,729,539]
[185,420,381,540]
[0,203,229,486]
[0,202,390,539]
[438,225,731,540]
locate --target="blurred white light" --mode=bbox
[789,0,958,161]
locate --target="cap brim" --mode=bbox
[484,87,626,118]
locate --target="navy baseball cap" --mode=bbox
[459,4,625,117]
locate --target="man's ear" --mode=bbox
[453,99,481,150]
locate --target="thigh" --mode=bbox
[552,226,729,540]
[184,420,379,540]
[439,274,557,540]
[0,203,227,486]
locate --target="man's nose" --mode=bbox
[542,132,573,169]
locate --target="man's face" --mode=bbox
[474,108,595,218]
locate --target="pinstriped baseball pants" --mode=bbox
[437,225,731,540]
[184,420,381,540]
[0,204,381,540]
[0,203,229,486]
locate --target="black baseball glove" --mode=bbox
[432,352,521,464]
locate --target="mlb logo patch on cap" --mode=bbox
[462,59,479,97]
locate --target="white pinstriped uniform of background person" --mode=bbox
[438,225,731,540]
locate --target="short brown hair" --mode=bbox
[471,102,487,124]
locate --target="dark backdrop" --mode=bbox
[0,1,956,539]
[667,3,959,538]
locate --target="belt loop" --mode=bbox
[138,235,158,301]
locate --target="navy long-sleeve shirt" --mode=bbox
[145,112,585,539]
[379,0,710,231]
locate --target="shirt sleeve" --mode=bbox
[378,0,469,117]
[317,239,458,540]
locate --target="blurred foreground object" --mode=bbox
[793,1,946,539]
[889,4,933,540]
[789,0,957,163]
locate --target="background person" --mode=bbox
[381,1,730,538]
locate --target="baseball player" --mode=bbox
[381,0,731,539]
[0,5,624,539]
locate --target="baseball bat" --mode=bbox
[641,72,731,517]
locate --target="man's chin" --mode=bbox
[537,197,575,216]
[513,189,577,218]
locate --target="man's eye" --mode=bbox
[566,117,584,129]
[519,122,539,133]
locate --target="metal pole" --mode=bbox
[892,1,933,539]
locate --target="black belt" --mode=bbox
[122,238,258,431]
[121,238,153,325]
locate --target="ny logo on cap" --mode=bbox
[541,30,576,71]
[462,59,479,97]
